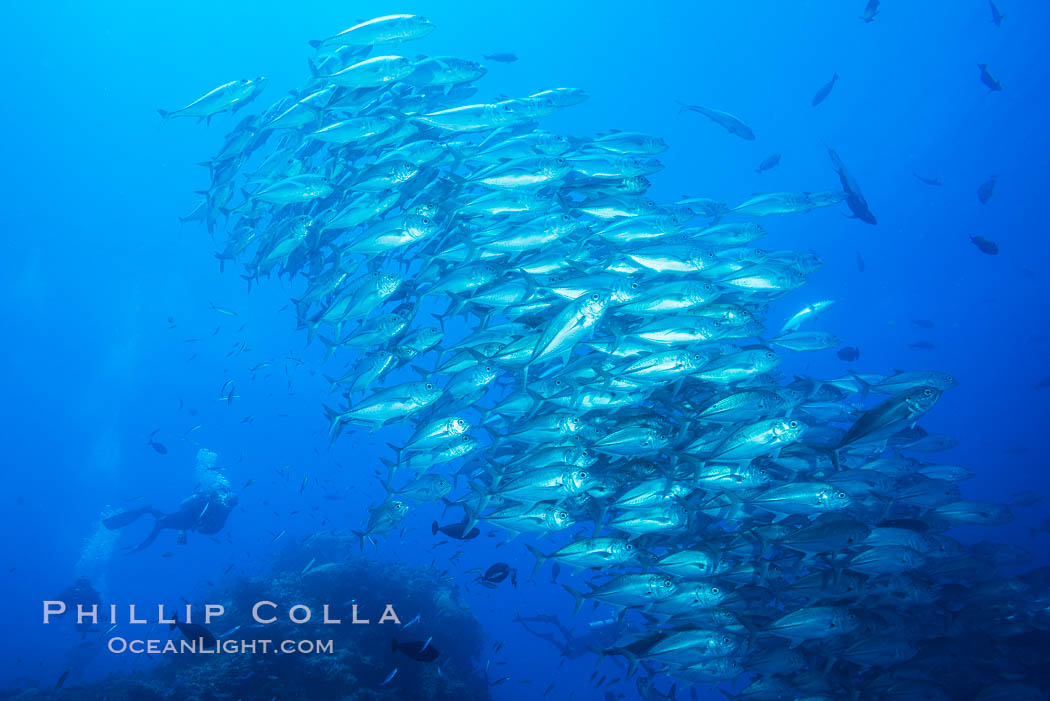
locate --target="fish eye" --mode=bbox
[422,217,430,224]
[789,420,798,428]
[556,158,566,165]
[561,214,570,221]
[837,491,846,499]
[722,636,730,644]
[625,543,634,551]
[663,579,672,587]
[630,282,639,289]
[425,383,434,390]
[579,471,588,479]
[591,293,600,300]
[558,511,568,518]
[711,587,719,594]
[693,354,701,360]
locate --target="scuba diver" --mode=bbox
[103,449,237,552]
[56,578,103,635]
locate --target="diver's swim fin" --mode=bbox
[102,507,157,530]
[129,517,168,552]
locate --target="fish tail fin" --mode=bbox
[460,500,480,535]
[323,404,346,443]
[318,335,339,363]
[431,520,439,536]
[308,39,323,50]
[621,648,641,678]
[157,109,170,122]
[447,291,469,317]
[378,458,397,482]
[305,316,321,346]
[351,529,366,550]
[591,503,607,537]
[525,544,547,580]
[561,584,585,616]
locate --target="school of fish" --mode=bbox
[171,13,1049,701]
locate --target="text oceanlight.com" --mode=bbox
[107,638,334,654]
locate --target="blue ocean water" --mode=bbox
[2,1,1049,699]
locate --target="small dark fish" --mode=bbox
[912,172,941,186]
[977,64,1002,92]
[755,153,780,174]
[392,638,440,662]
[54,666,71,692]
[482,562,511,583]
[856,251,865,272]
[908,340,936,350]
[811,72,838,106]
[861,0,880,22]
[912,319,936,329]
[484,53,518,63]
[989,0,1005,26]
[970,235,999,255]
[380,667,398,685]
[829,148,876,225]
[678,102,755,140]
[977,175,997,204]
[146,429,168,455]
[161,552,175,558]
[837,346,860,362]
[491,676,511,687]
[432,520,480,540]
[170,615,217,647]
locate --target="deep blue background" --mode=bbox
[2,1,1048,698]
